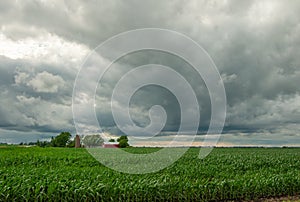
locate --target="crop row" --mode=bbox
[0,147,299,201]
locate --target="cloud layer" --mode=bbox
[0,0,299,146]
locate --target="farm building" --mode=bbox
[103,142,119,148]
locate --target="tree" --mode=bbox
[37,140,51,147]
[82,134,104,148]
[67,139,75,148]
[117,135,129,148]
[118,139,129,148]
[51,132,71,147]
[108,138,115,142]
[117,135,128,142]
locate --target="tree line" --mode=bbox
[19,132,130,148]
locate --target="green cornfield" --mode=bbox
[0,147,299,201]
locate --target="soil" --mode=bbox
[246,195,300,202]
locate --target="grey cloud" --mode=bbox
[0,0,178,47]
[0,0,300,144]
[0,56,75,139]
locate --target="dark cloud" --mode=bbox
[0,0,299,145]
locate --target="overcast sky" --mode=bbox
[0,0,299,146]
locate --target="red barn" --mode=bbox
[103,143,119,148]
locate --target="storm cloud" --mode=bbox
[0,0,299,146]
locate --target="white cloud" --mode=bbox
[247,1,279,25]
[221,73,237,83]
[0,33,89,65]
[27,71,64,93]
[14,70,30,85]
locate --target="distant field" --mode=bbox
[0,147,299,201]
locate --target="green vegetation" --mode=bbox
[18,132,74,148]
[117,135,129,148]
[0,147,299,201]
[17,133,128,148]
[50,132,72,147]
[108,139,116,142]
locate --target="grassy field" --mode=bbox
[0,147,299,201]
